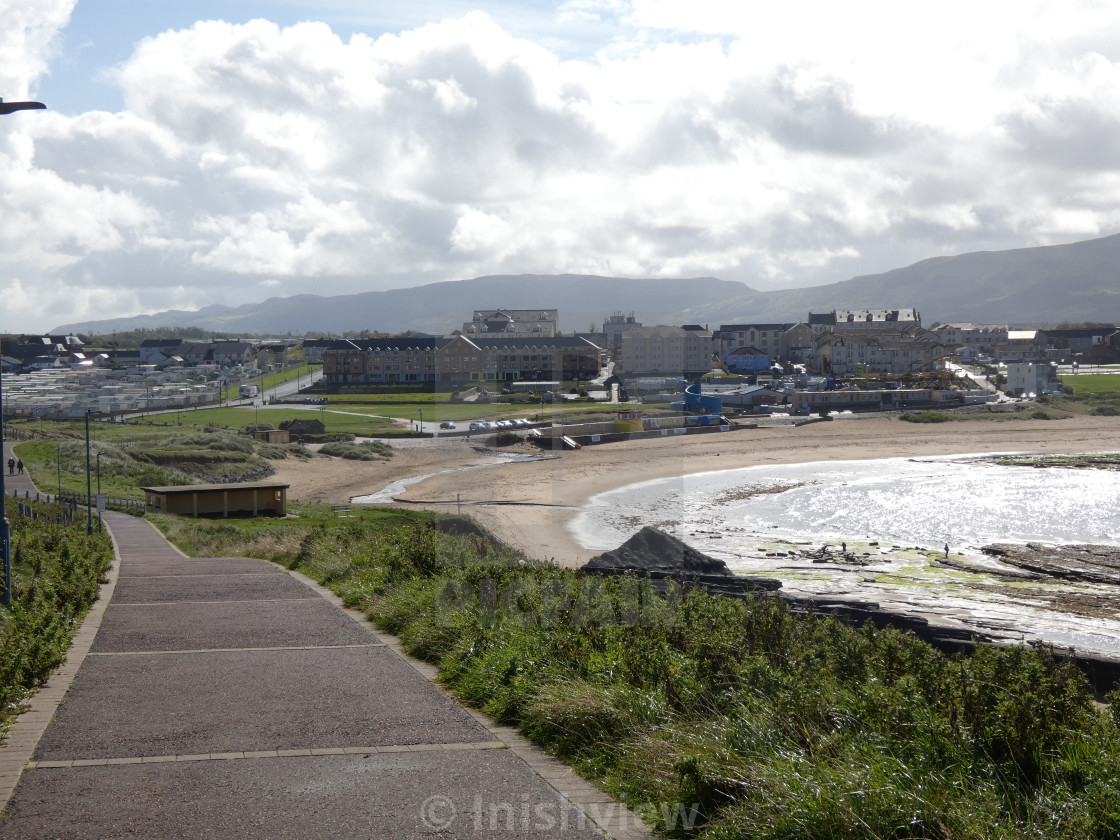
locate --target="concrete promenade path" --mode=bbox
[0,496,652,838]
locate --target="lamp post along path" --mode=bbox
[1,95,46,607]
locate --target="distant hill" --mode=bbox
[54,234,1120,336]
[681,233,1120,327]
[55,275,748,336]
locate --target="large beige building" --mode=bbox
[930,323,1008,356]
[714,323,815,363]
[618,325,714,376]
[814,326,944,376]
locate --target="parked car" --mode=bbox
[439,421,456,429]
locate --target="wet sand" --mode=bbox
[269,415,1120,567]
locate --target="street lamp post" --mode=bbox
[85,411,93,535]
[96,452,102,533]
[1,96,46,607]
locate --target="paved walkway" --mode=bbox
[0,475,651,837]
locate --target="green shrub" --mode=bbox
[898,411,952,423]
[318,441,393,460]
[0,503,113,732]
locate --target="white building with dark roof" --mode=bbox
[462,309,558,338]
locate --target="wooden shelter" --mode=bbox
[141,481,289,518]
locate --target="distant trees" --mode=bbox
[84,326,248,349]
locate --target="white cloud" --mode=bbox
[3,0,1120,330]
[0,0,74,98]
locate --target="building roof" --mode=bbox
[718,323,792,332]
[1040,326,1117,338]
[140,481,290,494]
[454,336,602,350]
[625,325,713,338]
[834,308,920,323]
[343,337,449,352]
[726,346,767,356]
[211,340,254,354]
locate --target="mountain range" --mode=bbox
[55,233,1120,336]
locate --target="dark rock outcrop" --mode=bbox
[582,526,782,594]
[983,543,1120,586]
[585,526,735,576]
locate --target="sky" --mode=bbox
[4,0,1120,333]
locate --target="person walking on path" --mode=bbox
[16,459,23,475]
[6,457,12,475]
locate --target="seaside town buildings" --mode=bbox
[5,305,1117,419]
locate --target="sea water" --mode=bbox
[571,455,1120,553]
[569,455,1120,658]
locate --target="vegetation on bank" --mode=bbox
[896,393,1120,424]
[898,411,953,423]
[317,441,394,460]
[11,422,310,500]
[0,498,114,734]
[152,508,1120,839]
[988,453,1120,470]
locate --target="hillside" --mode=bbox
[54,234,1120,335]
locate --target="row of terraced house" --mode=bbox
[319,333,602,387]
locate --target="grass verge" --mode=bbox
[150,508,1120,839]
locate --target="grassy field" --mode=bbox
[221,363,321,400]
[1059,372,1120,394]
[151,508,1120,840]
[130,405,403,436]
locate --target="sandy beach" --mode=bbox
[269,415,1120,567]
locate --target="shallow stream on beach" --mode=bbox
[570,455,1120,659]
